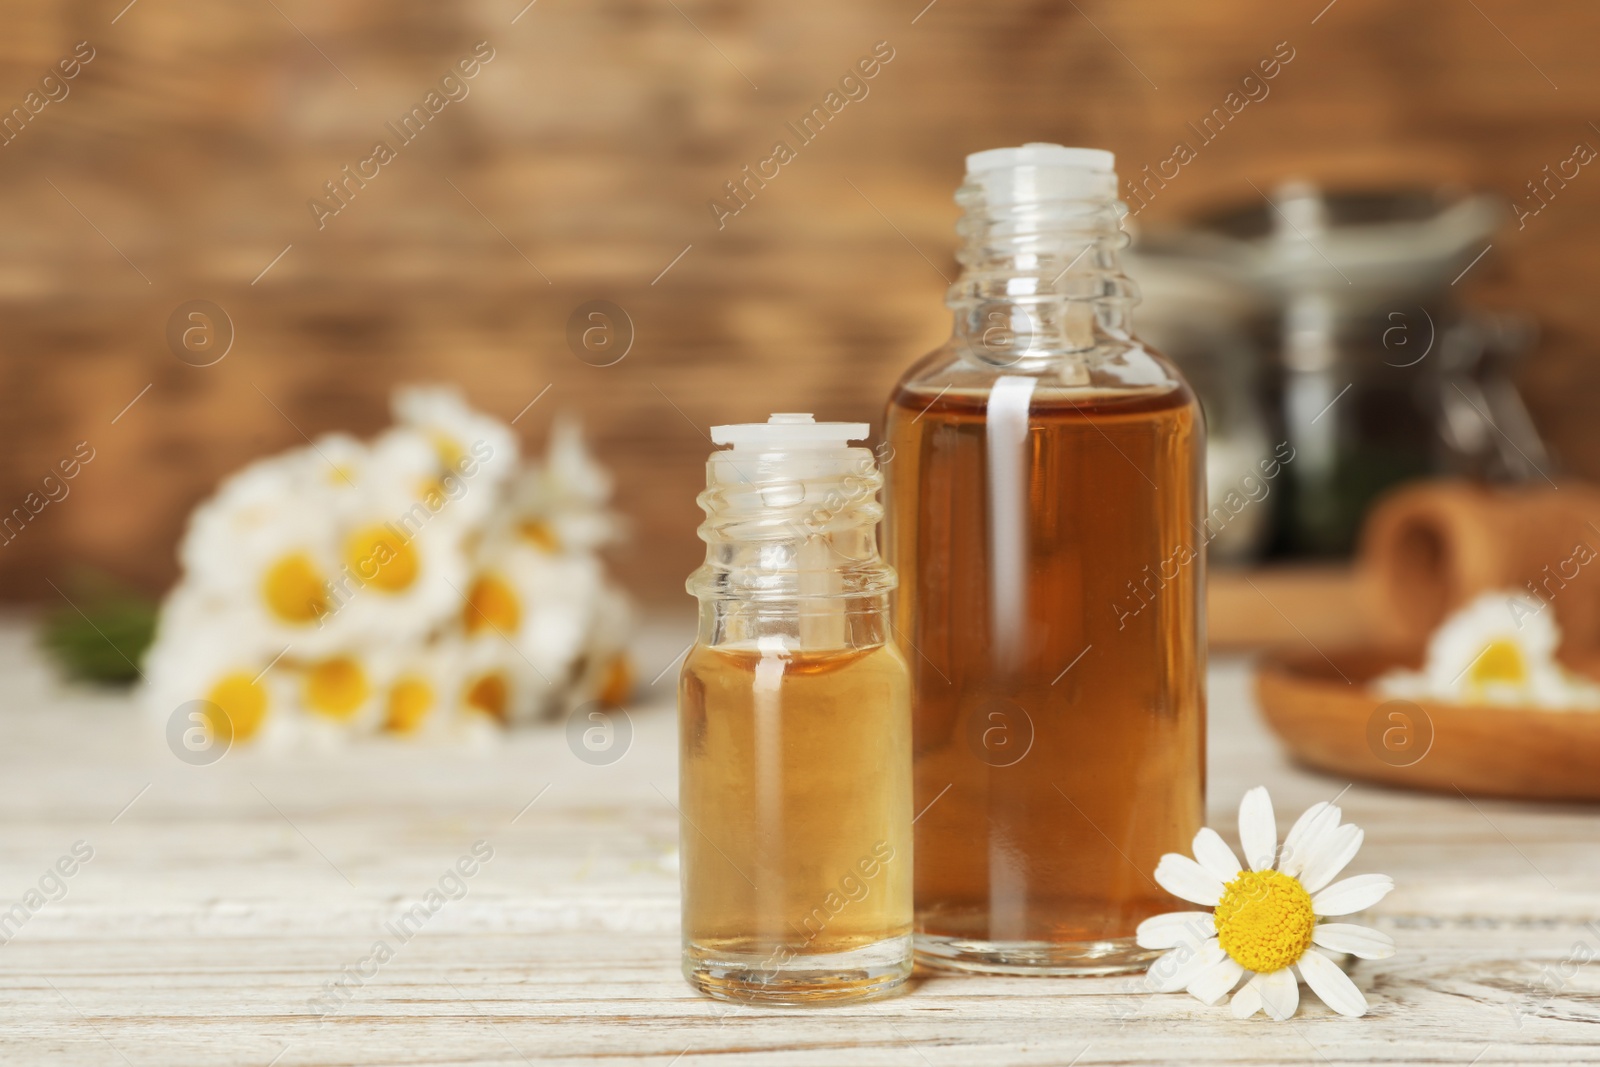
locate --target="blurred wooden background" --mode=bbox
[2,0,1598,606]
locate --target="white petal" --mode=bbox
[1280,803,1341,878]
[1298,948,1369,1017]
[1146,938,1225,993]
[1238,786,1277,871]
[1136,911,1216,950]
[1191,827,1243,883]
[1312,873,1395,916]
[1313,923,1396,960]
[1155,853,1226,906]
[1282,801,1330,856]
[1230,976,1263,1019]
[1146,947,1188,992]
[1256,966,1299,1021]
[1187,955,1245,1005]
[1298,824,1364,893]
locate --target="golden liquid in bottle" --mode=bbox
[678,640,914,1001]
[885,382,1205,970]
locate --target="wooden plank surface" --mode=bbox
[1,613,1598,1065]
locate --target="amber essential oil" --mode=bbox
[679,643,912,1000]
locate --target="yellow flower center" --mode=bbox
[429,431,467,472]
[418,478,450,506]
[1214,869,1316,973]
[262,553,329,624]
[385,676,434,733]
[595,654,633,707]
[1468,638,1527,688]
[465,671,509,722]
[464,574,520,635]
[303,657,370,720]
[345,525,419,593]
[519,520,561,553]
[204,671,269,744]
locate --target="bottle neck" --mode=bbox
[687,446,895,651]
[948,180,1139,366]
[696,595,891,650]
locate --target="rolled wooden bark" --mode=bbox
[1358,479,1600,661]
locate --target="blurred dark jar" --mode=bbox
[1130,183,1538,559]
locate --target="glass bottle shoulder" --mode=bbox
[888,338,1202,423]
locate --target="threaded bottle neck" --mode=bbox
[689,457,893,603]
[688,430,895,651]
[948,145,1140,364]
[687,417,895,606]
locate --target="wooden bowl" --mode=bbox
[1254,646,1600,801]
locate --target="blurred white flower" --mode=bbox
[577,584,635,703]
[178,444,348,651]
[1375,591,1600,709]
[499,417,624,554]
[289,647,393,732]
[378,639,464,737]
[551,582,636,718]
[320,429,471,643]
[463,539,604,683]
[455,634,545,725]
[392,385,519,527]
[144,384,633,750]
[143,589,288,748]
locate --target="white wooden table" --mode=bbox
[2,613,1598,1066]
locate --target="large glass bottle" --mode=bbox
[883,145,1206,974]
[680,414,913,1002]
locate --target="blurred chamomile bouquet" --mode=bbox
[141,386,633,749]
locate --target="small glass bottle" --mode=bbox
[679,413,914,1003]
[883,145,1206,974]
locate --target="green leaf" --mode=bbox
[39,571,158,686]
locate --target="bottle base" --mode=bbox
[914,933,1158,976]
[684,934,914,1005]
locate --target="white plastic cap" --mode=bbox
[710,412,869,450]
[967,143,1114,175]
[964,143,1118,203]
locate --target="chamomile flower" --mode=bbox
[1139,787,1395,1020]
[307,432,373,494]
[377,640,463,737]
[1375,591,1600,709]
[142,590,292,749]
[456,635,545,725]
[392,385,518,528]
[568,584,636,711]
[459,536,613,714]
[291,648,391,733]
[322,429,471,643]
[499,418,624,554]
[178,445,349,651]
[383,671,441,735]
[373,639,501,744]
